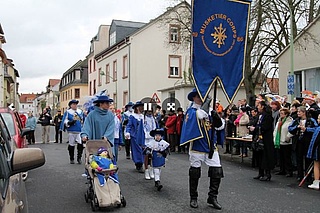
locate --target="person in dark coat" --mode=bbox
[223,106,237,154]
[288,106,318,182]
[53,110,63,143]
[250,101,275,181]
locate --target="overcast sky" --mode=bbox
[1,0,186,94]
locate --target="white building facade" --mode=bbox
[92,3,191,110]
[275,15,320,98]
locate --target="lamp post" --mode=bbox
[288,0,295,101]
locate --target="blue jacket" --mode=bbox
[60,109,84,133]
[306,126,320,160]
[26,116,37,130]
[180,107,217,153]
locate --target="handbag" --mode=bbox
[252,127,264,151]
[252,135,264,151]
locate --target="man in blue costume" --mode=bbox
[81,95,115,155]
[60,99,84,164]
[180,88,224,210]
[125,101,145,173]
[122,101,134,159]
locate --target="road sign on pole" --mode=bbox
[151,93,161,103]
[287,74,294,95]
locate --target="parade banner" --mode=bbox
[192,0,251,103]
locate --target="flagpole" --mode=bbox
[209,81,218,159]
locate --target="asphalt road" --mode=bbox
[25,126,320,213]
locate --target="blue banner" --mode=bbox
[192,0,251,103]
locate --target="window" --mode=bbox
[106,64,110,84]
[1,113,16,136]
[113,60,117,81]
[93,60,96,71]
[123,91,128,107]
[98,68,102,86]
[110,31,116,46]
[123,55,128,78]
[89,59,92,73]
[113,93,117,108]
[75,88,80,99]
[89,81,92,96]
[169,25,180,43]
[169,55,181,77]
[93,79,96,95]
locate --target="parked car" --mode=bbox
[0,112,45,213]
[0,107,30,148]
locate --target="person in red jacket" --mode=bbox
[19,113,27,128]
[165,109,177,152]
[176,107,186,153]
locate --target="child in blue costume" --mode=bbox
[144,129,169,191]
[90,147,119,186]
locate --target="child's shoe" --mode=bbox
[155,181,163,191]
[145,169,151,180]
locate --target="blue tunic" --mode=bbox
[306,126,320,160]
[125,114,145,164]
[92,155,119,185]
[180,107,215,153]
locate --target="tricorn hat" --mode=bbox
[125,101,134,108]
[150,128,165,137]
[93,95,113,104]
[68,99,79,107]
[132,101,144,109]
[187,88,199,101]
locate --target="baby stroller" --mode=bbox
[84,139,126,211]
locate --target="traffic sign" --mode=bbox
[287,75,294,95]
[151,93,161,103]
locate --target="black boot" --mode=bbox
[260,170,271,181]
[155,181,163,191]
[135,163,143,173]
[189,167,201,208]
[68,145,75,164]
[208,167,224,210]
[253,168,264,179]
[77,144,84,164]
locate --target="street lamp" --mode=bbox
[288,0,295,101]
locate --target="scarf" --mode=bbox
[234,112,243,125]
[275,117,287,149]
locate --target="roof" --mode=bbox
[273,14,320,62]
[111,20,145,29]
[62,60,83,76]
[20,94,37,103]
[0,48,8,64]
[48,79,61,87]
[95,1,190,60]
[0,23,6,43]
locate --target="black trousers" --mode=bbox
[296,141,312,178]
[27,130,35,144]
[279,144,293,174]
[125,139,131,157]
[55,127,62,143]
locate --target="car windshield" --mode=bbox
[0,113,16,136]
